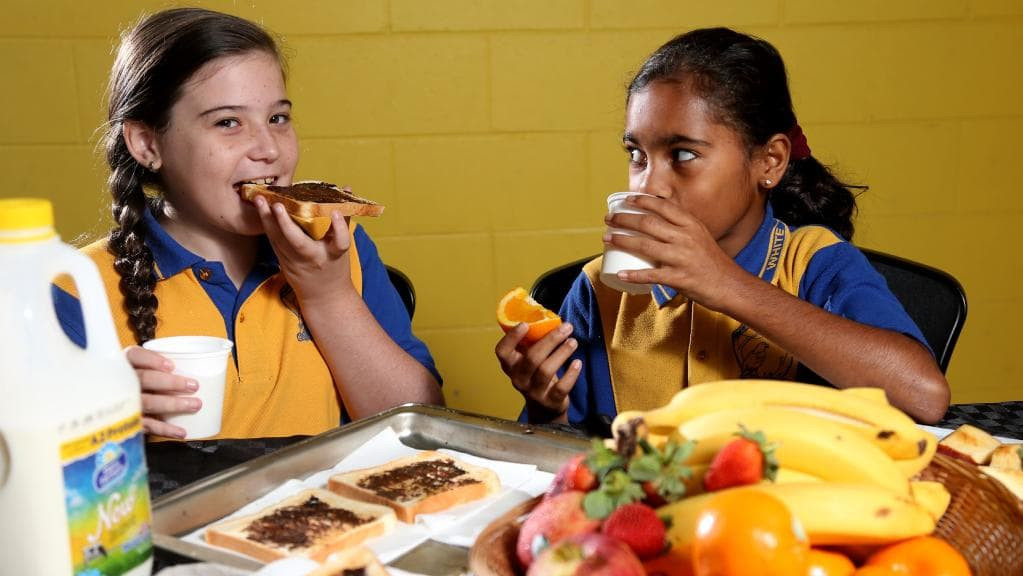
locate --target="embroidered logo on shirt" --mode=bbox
[279,284,311,342]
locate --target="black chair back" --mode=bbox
[385,265,416,320]
[529,249,966,373]
[859,248,966,372]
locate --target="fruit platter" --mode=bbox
[469,380,1023,576]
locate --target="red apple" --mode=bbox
[526,532,646,576]
[516,490,600,568]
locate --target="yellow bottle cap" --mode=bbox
[0,198,56,242]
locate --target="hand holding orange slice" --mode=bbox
[496,287,562,346]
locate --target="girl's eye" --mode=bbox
[673,149,696,162]
[627,148,645,164]
[216,118,240,128]
[270,113,290,125]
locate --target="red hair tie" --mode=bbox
[787,124,811,160]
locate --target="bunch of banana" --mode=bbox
[611,379,937,477]
[609,380,949,553]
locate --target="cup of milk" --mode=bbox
[600,192,657,295]
[142,336,233,439]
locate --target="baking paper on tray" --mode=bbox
[179,426,555,574]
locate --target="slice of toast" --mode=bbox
[979,466,1023,501]
[327,451,500,523]
[204,488,396,564]
[241,181,384,239]
[990,444,1023,471]
[937,423,1001,465]
[306,546,390,575]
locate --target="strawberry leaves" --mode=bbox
[582,437,694,519]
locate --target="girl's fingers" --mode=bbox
[141,392,201,416]
[138,369,197,395]
[142,417,187,439]
[545,359,581,406]
[125,345,174,372]
[495,324,528,371]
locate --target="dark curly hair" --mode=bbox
[628,27,861,240]
[100,8,282,343]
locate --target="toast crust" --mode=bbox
[240,181,385,218]
[938,423,1001,464]
[327,451,500,523]
[307,546,390,575]
[204,488,396,563]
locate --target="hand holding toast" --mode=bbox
[252,194,357,305]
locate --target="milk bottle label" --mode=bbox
[61,413,152,575]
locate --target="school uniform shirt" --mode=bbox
[54,209,439,439]
[555,204,928,433]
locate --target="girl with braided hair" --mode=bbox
[496,27,949,432]
[57,7,442,440]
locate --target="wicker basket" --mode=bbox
[469,453,1023,576]
[918,452,1023,576]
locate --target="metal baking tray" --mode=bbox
[151,404,589,573]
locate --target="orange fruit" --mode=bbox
[851,567,900,576]
[691,489,809,576]
[864,536,971,576]
[496,287,562,345]
[807,549,855,576]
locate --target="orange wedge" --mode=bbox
[496,287,562,345]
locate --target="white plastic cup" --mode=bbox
[600,192,656,294]
[142,336,233,439]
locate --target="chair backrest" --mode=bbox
[385,265,416,320]
[530,249,966,373]
[859,248,966,373]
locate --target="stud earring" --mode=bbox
[763,179,773,186]
[148,160,158,173]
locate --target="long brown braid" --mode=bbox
[99,8,282,344]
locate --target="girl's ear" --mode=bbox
[122,120,162,172]
[756,133,790,189]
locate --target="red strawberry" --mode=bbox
[600,502,666,560]
[547,453,598,498]
[641,481,667,507]
[702,425,778,492]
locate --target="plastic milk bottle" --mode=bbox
[0,199,153,575]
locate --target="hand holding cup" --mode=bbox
[141,336,233,440]
[600,192,658,294]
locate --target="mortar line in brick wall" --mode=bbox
[299,129,616,140]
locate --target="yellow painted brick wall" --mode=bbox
[4,0,1021,418]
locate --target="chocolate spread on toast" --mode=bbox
[243,495,372,550]
[357,458,479,502]
[265,182,364,204]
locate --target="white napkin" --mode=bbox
[177,426,554,575]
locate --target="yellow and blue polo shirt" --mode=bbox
[54,209,439,439]
[552,204,928,433]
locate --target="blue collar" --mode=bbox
[142,209,277,280]
[651,204,788,307]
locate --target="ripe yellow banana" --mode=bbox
[677,407,910,496]
[659,482,935,554]
[612,380,934,463]
[909,480,951,522]
[681,464,822,496]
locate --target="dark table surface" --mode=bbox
[147,401,1021,570]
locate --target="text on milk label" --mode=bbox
[61,413,152,575]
